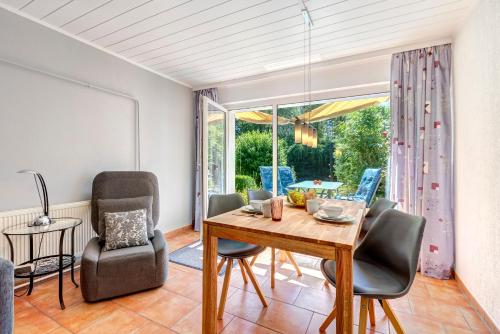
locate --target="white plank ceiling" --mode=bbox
[0,0,475,87]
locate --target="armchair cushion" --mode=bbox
[98,242,156,279]
[103,209,149,251]
[97,196,154,240]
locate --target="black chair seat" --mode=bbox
[321,259,407,299]
[218,239,266,259]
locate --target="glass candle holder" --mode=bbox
[271,197,283,221]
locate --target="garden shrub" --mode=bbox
[235,131,287,185]
[333,106,390,196]
[235,175,257,192]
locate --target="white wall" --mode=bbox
[218,55,391,109]
[0,8,194,232]
[453,0,500,329]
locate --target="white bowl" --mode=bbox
[249,200,264,211]
[320,205,343,218]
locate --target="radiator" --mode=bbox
[0,201,95,266]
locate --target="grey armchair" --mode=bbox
[0,257,14,334]
[81,172,168,302]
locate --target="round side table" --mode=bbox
[2,217,82,309]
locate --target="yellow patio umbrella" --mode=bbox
[297,96,389,123]
[235,111,291,125]
[207,110,291,124]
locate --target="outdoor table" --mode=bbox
[287,180,343,198]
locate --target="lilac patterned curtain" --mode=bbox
[389,44,454,279]
[193,88,219,232]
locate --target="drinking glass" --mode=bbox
[271,197,283,221]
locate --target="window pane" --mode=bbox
[233,106,273,202]
[207,104,226,195]
[277,96,390,200]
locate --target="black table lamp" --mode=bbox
[18,169,51,226]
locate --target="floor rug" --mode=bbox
[169,240,235,275]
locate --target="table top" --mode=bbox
[2,217,82,236]
[204,199,365,250]
[287,180,343,190]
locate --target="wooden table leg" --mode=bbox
[202,224,218,334]
[335,248,354,334]
[271,247,276,289]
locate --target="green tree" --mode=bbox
[235,131,287,185]
[333,106,390,196]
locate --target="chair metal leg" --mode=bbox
[241,259,268,307]
[358,297,369,334]
[217,257,227,274]
[238,259,248,284]
[217,258,233,319]
[381,300,406,334]
[368,298,376,327]
[285,251,302,276]
[271,247,276,289]
[319,306,336,332]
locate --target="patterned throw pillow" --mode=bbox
[97,196,154,242]
[103,209,149,251]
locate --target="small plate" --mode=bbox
[313,211,355,224]
[241,205,262,214]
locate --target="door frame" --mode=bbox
[202,96,235,223]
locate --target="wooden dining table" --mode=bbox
[202,199,366,334]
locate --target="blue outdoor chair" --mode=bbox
[278,167,295,194]
[337,168,382,206]
[259,166,275,193]
[259,166,296,196]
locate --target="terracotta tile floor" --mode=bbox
[13,229,493,334]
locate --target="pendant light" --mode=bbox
[307,125,314,147]
[299,4,316,149]
[294,118,302,144]
[301,121,309,145]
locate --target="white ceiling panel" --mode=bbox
[62,0,155,35]
[120,0,304,58]
[126,0,345,61]
[95,0,235,48]
[43,0,113,27]
[185,19,462,85]
[0,0,476,87]
[76,0,192,40]
[21,0,74,19]
[150,0,465,72]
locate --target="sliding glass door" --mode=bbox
[228,94,391,201]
